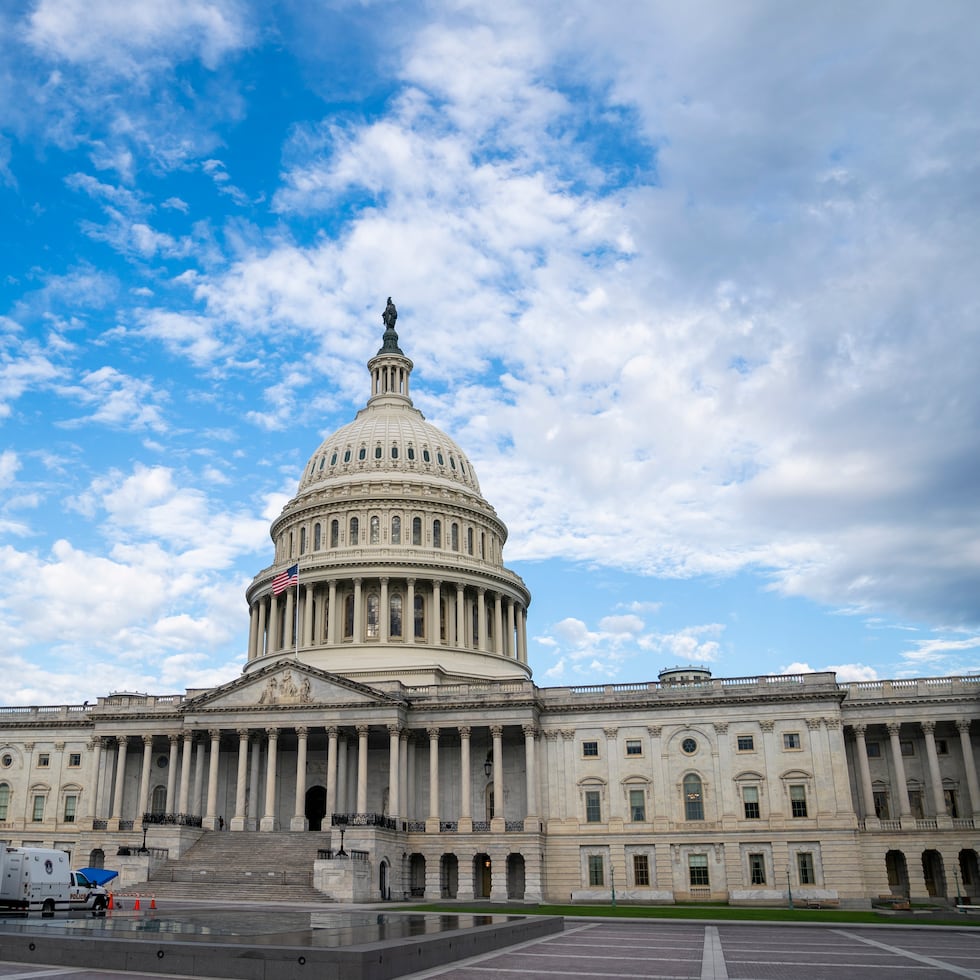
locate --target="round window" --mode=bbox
[681,737,697,754]
[1,753,12,767]
[157,756,168,768]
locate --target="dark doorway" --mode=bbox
[922,849,946,897]
[885,849,909,897]
[474,853,491,898]
[305,785,327,831]
[507,853,525,899]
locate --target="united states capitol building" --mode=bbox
[2,305,978,906]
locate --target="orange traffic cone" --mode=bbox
[150,895,156,910]
[133,895,141,911]
[107,892,114,911]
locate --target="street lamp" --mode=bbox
[140,816,149,854]
[786,867,793,910]
[610,864,616,908]
[484,752,492,778]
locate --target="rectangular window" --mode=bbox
[783,732,801,750]
[689,854,709,887]
[63,795,77,823]
[585,790,602,823]
[873,791,890,820]
[736,735,754,752]
[866,741,881,758]
[749,853,766,885]
[900,739,914,757]
[790,784,808,818]
[0,785,9,820]
[37,754,50,768]
[68,753,81,767]
[944,789,959,819]
[629,789,646,822]
[633,854,650,887]
[797,852,815,885]
[936,739,949,755]
[909,790,924,819]
[588,855,604,886]
[582,740,599,757]
[625,739,643,756]
[742,786,760,819]
[32,795,45,822]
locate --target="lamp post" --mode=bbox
[337,827,347,857]
[140,816,149,854]
[786,866,793,910]
[611,864,616,908]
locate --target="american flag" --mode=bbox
[272,563,299,595]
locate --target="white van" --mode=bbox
[0,846,72,916]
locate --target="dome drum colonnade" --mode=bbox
[243,307,530,682]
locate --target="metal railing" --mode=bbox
[331,812,398,830]
[142,811,203,828]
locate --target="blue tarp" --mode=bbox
[76,868,119,886]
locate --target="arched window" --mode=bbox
[440,597,448,642]
[480,532,486,558]
[684,774,704,821]
[390,594,403,638]
[349,516,359,545]
[366,594,380,638]
[467,527,474,555]
[358,446,367,461]
[330,520,339,548]
[391,444,399,459]
[344,594,355,638]
[451,523,459,551]
[313,523,321,550]
[432,519,442,549]
[391,516,401,544]
[370,515,380,544]
[422,448,431,463]
[407,445,416,461]
[414,594,425,639]
[299,527,306,555]
[288,531,293,557]
[412,517,422,545]
[150,785,166,814]
[0,783,9,821]
[330,451,338,466]
[343,448,351,463]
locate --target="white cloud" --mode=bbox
[57,366,169,433]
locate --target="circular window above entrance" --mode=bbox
[681,737,697,755]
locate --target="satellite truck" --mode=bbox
[0,846,109,916]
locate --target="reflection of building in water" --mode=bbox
[1,306,978,906]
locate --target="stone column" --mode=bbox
[192,738,206,816]
[231,729,249,831]
[269,594,279,652]
[647,726,668,831]
[178,732,193,814]
[823,718,855,819]
[256,598,267,658]
[388,726,400,819]
[380,578,389,643]
[109,736,128,828]
[477,588,487,651]
[523,725,539,830]
[356,726,369,814]
[407,579,416,643]
[165,734,179,813]
[516,606,527,663]
[137,735,153,823]
[353,578,363,643]
[604,726,622,825]
[456,583,466,649]
[887,723,912,820]
[459,726,472,832]
[957,720,980,818]
[336,736,348,813]
[493,594,503,654]
[247,735,261,830]
[491,725,505,832]
[284,588,295,651]
[406,735,416,820]
[303,584,314,647]
[399,731,409,825]
[291,727,309,831]
[806,718,830,816]
[325,727,338,823]
[432,580,442,644]
[260,728,279,831]
[314,584,325,644]
[328,580,338,645]
[426,727,440,831]
[205,729,221,830]
[851,724,877,825]
[86,737,104,825]
[506,600,516,659]
[714,722,735,822]
[542,731,560,828]
[921,721,950,826]
[248,603,259,660]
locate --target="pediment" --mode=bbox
[185,662,402,711]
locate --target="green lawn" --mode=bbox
[400,901,980,927]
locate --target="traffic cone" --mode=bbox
[107,892,114,911]
[133,895,141,911]
[150,895,156,910]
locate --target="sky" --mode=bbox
[2,1,979,704]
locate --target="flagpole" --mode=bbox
[294,564,300,659]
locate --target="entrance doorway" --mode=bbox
[305,785,327,831]
[885,849,909,896]
[507,854,525,899]
[922,849,946,897]
[474,853,491,898]
[379,860,389,901]
[441,854,458,898]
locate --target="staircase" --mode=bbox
[117,831,337,903]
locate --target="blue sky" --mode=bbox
[2,1,979,703]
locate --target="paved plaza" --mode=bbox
[2,916,980,980]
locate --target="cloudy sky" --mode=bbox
[2,0,979,703]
